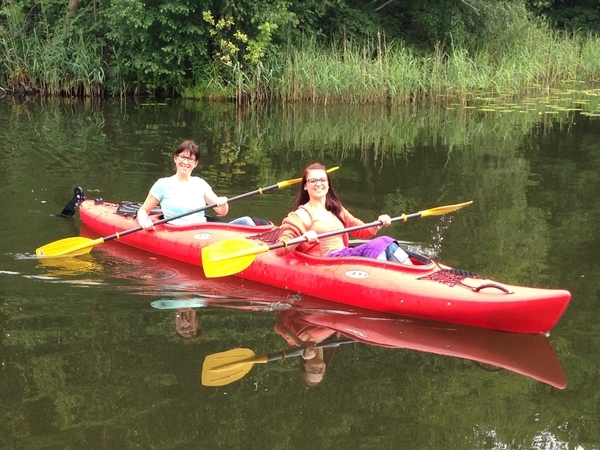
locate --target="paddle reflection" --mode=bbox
[36,253,104,277]
[201,298,567,389]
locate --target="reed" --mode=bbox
[0,15,105,97]
[259,24,600,105]
[3,7,600,101]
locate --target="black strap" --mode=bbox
[116,202,162,218]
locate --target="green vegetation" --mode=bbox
[2,0,600,102]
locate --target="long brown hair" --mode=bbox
[295,162,345,225]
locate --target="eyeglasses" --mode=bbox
[306,178,328,186]
[176,154,197,163]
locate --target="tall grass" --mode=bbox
[2,5,600,101]
[262,23,600,105]
[269,36,419,105]
[0,7,105,97]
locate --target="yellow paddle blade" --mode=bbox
[202,239,269,278]
[201,348,268,386]
[35,236,104,258]
[419,200,473,218]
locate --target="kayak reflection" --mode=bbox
[202,298,567,389]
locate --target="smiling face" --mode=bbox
[173,140,201,176]
[304,169,329,199]
[174,150,198,175]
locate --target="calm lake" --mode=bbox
[1,89,599,449]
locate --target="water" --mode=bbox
[0,92,599,449]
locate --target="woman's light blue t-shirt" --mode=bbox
[149,176,215,225]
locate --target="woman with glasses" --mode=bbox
[137,140,255,229]
[276,162,412,264]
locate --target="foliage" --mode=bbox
[0,0,105,96]
[101,0,211,95]
[198,9,289,102]
[2,0,600,99]
[527,0,600,33]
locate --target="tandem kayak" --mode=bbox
[75,197,570,334]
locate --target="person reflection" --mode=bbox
[274,309,341,386]
[175,307,201,340]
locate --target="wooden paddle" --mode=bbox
[35,168,339,259]
[201,200,473,278]
[201,337,355,387]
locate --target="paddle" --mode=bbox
[201,200,473,278]
[201,337,355,387]
[35,168,339,259]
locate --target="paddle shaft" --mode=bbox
[36,168,341,258]
[202,200,473,276]
[265,337,355,362]
[212,337,356,370]
[206,201,473,268]
[277,201,472,249]
[202,337,355,386]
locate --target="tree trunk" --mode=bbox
[67,0,81,17]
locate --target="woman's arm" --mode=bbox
[137,193,160,229]
[204,190,229,216]
[276,208,317,255]
[339,208,378,239]
[341,208,392,239]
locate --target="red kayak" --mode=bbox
[76,198,570,334]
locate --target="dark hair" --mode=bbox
[295,162,345,225]
[173,140,201,161]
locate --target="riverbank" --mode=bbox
[181,26,600,105]
[2,18,600,105]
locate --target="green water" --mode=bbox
[0,91,599,449]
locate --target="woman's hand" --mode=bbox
[378,214,392,227]
[216,196,228,207]
[303,230,319,242]
[138,218,154,230]
[137,210,154,230]
[302,345,317,360]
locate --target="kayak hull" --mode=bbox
[78,200,571,334]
